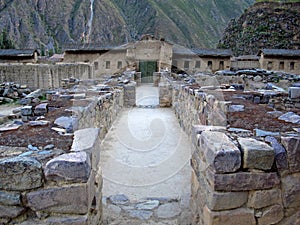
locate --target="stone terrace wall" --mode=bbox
[0,88,124,224]
[0,63,93,90]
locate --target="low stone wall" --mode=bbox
[0,88,124,224]
[191,126,300,225]
[0,63,93,90]
[159,73,300,225]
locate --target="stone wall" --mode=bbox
[0,63,93,90]
[0,88,124,224]
[159,73,300,225]
[191,126,300,225]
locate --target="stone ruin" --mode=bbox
[0,70,299,225]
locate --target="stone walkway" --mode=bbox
[100,85,192,224]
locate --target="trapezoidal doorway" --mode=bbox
[139,61,157,83]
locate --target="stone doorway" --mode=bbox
[139,61,157,83]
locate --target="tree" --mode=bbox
[0,30,15,49]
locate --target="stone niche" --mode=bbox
[0,88,124,225]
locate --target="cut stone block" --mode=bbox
[265,136,288,172]
[289,87,300,99]
[45,152,91,182]
[27,185,88,214]
[281,173,300,211]
[203,205,256,225]
[0,191,21,206]
[54,116,79,133]
[21,105,32,116]
[71,128,100,152]
[281,136,300,173]
[200,131,241,173]
[0,156,42,191]
[257,204,284,225]
[206,169,280,191]
[238,138,274,170]
[207,191,248,211]
[34,103,48,116]
[248,189,282,209]
[0,205,25,219]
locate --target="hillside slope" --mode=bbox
[0,0,254,52]
[218,1,300,56]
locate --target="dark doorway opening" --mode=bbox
[139,61,157,83]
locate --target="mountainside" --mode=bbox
[0,0,254,53]
[218,1,300,56]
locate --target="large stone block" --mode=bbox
[248,189,282,209]
[0,191,21,206]
[71,128,100,152]
[0,205,25,219]
[265,136,288,172]
[238,138,274,170]
[200,131,241,173]
[27,185,88,214]
[45,152,91,182]
[278,211,300,225]
[34,103,48,116]
[191,125,226,147]
[207,191,248,211]
[289,87,300,99]
[71,128,100,169]
[0,156,42,191]
[257,204,284,225]
[206,169,280,191]
[281,136,300,173]
[281,173,300,213]
[203,205,256,225]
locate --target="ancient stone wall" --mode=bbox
[0,63,93,90]
[0,88,124,224]
[191,126,300,225]
[158,72,300,225]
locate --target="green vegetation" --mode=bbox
[0,30,14,49]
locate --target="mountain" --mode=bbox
[0,0,254,53]
[218,1,300,56]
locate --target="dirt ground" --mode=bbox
[0,99,74,151]
[223,91,297,132]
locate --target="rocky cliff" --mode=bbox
[218,1,300,56]
[0,0,253,53]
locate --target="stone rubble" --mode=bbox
[103,195,190,225]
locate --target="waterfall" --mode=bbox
[87,0,94,43]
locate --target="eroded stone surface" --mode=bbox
[0,156,42,191]
[206,169,280,191]
[27,185,88,214]
[0,205,25,219]
[281,136,300,173]
[200,131,241,173]
[203,206,256,225]
[257,204,284,225]
[238,137,274,170]
[248,189,282,209]
[45,151,91,182]
[0,191,21,206]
